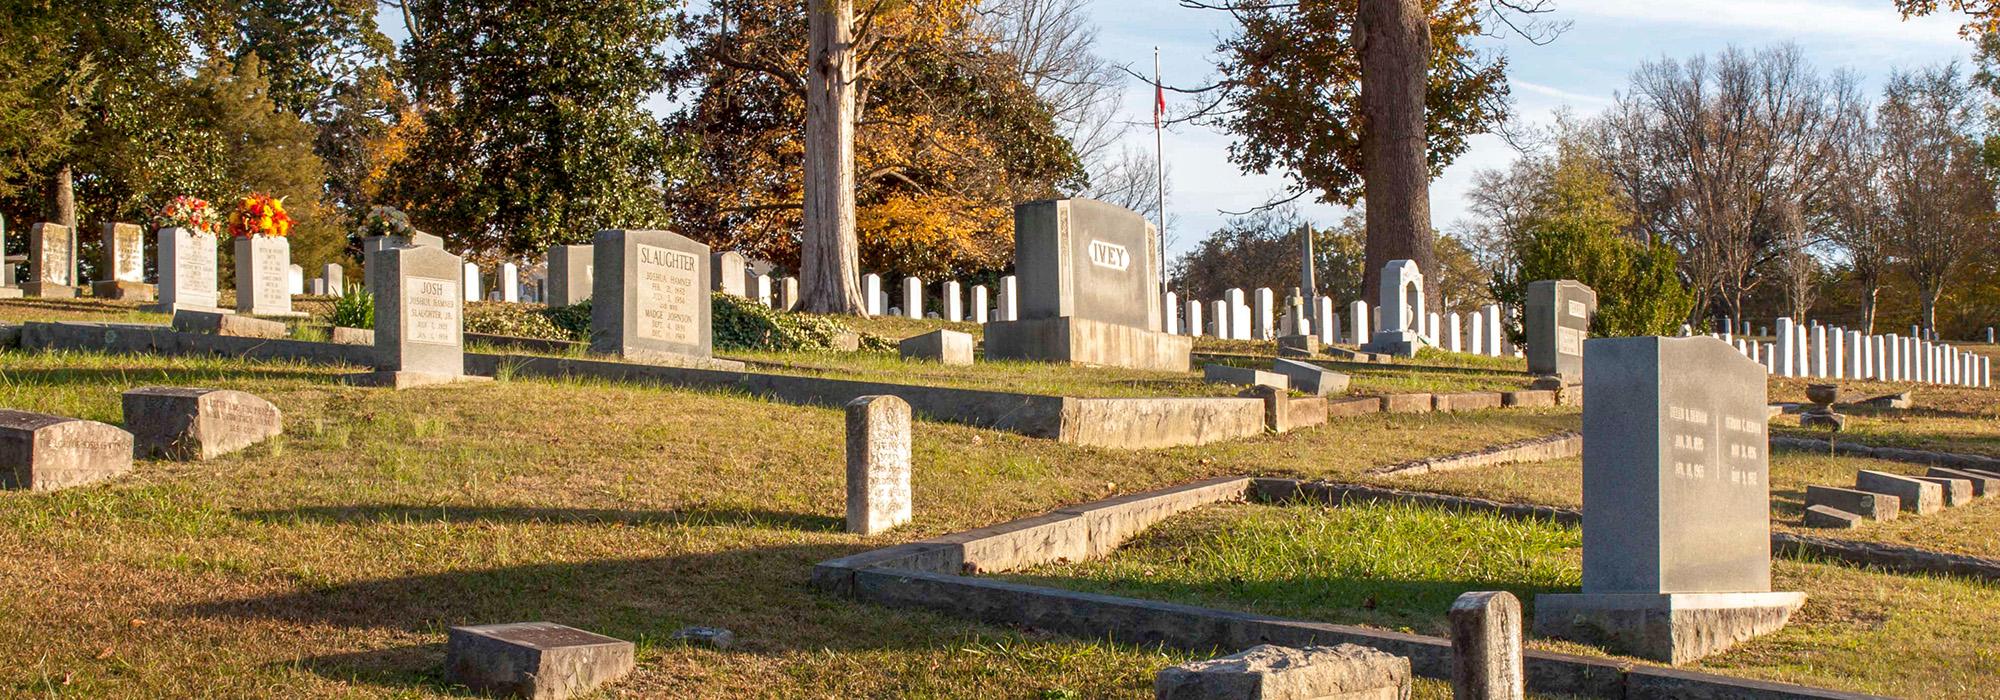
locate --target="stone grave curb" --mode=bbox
[1769,434,2000,472]
[811,476,1882,700]
[1365,431,1582,477]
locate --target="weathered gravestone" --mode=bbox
[361,230,445,295]
[898,329,973,366]
[1526,279,1596,384]
[445,622,634,700]
[1451,591,1524,700]
[288,264,304,295]
[25,223,78,298]
[348,245,489,389]
[234,235,303,316]
[154,226,223,313]
[846,395,912,535]
[1154,644,1409,700]
[92,222,155,301]
[0,216,16,297]
[322,263,345,296]
[1533,336,1804,664]
[1364,260,1426,357]
[122,387,283,460]
[591,229,739,369]
[0,409,133,491]
[982,198,1190,371]
[545,244,592,306]
[710,251,746,297]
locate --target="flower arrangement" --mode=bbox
[153,196,221,234]
[361,205,417,238]
[228,193,292,238]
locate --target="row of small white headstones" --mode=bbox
[1693,320,1991,388]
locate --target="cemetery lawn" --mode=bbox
[0,348,1575,698]
[1007,501,2000,699]
[0,297,168,325]
[1767,375,2000,457]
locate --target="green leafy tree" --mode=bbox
[384,0,681,257]
[186,54,346,274]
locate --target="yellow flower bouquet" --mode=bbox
[228,193,293,238]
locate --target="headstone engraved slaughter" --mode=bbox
[1533,336,1804,664]
[346,245,489,389]
[24,223,78,298]
[153,226,224,313]
[1526,280,1597,385]
[545,244,592,306]
[234,235,303,316]
[92,222,155,301]
[982,198,1191,371]
[590,229,741,370]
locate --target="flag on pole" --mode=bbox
[1154,76,1165,128]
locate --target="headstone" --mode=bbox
[902,276,923,319]
[999,274,1018,321]
[863,273,883,315]
[1271,358,1349,396]
[1349,301,1369,345]
[1483,305,1503,357]
[898,329,973,366]
[780,276,800,311]
[122,387,283,461]
[668,626,734,649]
[1203,364,1288,391]
[361,231,444,293]
[752,272,773,307]
[1365,260,1425,357]
[545,244,593,306]
[0,409,132,491]
[462,262,482,302]
[971,284,990,324]
[846,395,912,535]
[1227,289,1251,339]
[983,199,1187,370]
[1803,505,1864,529]
[323,263,346,296]
[1533,336,1804,664]
[309,278,326,296]
[1154,644,1410,700]
[349,244,482,388]
[1210,300,1229,339]
[287,264,304,296]
[445,622,634,700]
[1276,333,1318,358]
[1446,312,1463,353]
[1525,280,1596,384]
[590,229,715,363]
[1252,287,1274,340]
[25,223,78,298]
[154,227,222,313]
[1809,325,1828,378]
[233,235,300,316]
[500,262,520,302]
[943,281,963,322]
[1185,299,1203,338]
[1773,318,1797,377]
[1164,291,1179,334]
[92,222,153,300]
[1317,297,1337,345]
[710,251,747,296]
[1451,591,1524,700]
[172,309,286,339]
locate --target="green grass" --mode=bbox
[1010,501,2000,698]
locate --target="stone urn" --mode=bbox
[1805,383,1841,407]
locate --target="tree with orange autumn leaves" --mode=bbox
[667,0,1085,283]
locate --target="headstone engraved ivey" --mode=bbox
[982,198,1189,371]
[1532,335,1805,664]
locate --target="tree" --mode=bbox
[1184,0,1559,300]
[1895,0,2000,36]
[186,54,346,274]
[384,0,679,258]
[1878,64,1995,333]
[1824,110,1894,333]
[1170,205,1365,305]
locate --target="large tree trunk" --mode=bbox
[1357,0,1436,310]
[54,163,75,230]
[801,0,865,314]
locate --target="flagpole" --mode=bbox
[1153,47,1168,297]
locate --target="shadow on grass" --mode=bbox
[0,366,338,387]
[178,542,915,693]
[235,503,844,532]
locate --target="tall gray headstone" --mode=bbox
[1526,280,1597,384]
[710,251,746,297]
[234,236,299,316]
[155,227,221,312]
[349,244,481,388]
[545,244,592,306]
[1012,198,1160,330]
[846,394,912,535]
[1533,336,1804,664]
[590,229,713,362]
[24,223,77,297]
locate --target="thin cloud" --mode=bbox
[1510,79,1612,107]
[1569,0,1964,45]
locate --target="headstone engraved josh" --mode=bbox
[348,244,484,388]
[1533,335,1804,664]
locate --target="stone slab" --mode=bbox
[22,282,77,298]
[444,622,634,700]
[1501,389,1557,408]
[1154,643,1410,700]
[1270,358,1348,396]
[331,327,375,345]
[1433,392,1503,413]
[1276,334,1319,358]
[983,317,1191,372]
[0,409,133,491]
[898,329,974,366]
[1911,476,1974,507]
[1854,470,1942,515]
[1803,485,1897,522]
[1802,505,1863,529]
[1203,364,1288,391]
[122,387,283,461]
[1327,397,1380,418]
[91,280,155,302]
[1530,592,1806,664]
[171,309,286,339]
[1380,394,1432,414]
[1926,467,1998,498]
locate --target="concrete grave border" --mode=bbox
[1770,434,2000,472]
[1366,431,1581,477]
[811,476,1883,700]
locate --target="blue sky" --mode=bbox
[1082,0,1978,258]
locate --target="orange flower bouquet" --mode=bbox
[228,193,293,239]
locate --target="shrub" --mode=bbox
[330,285,374,329]
[464,303,580,341]
[712,292,891,352]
